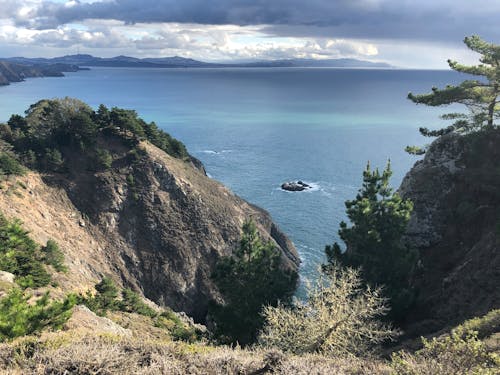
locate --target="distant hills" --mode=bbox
[0,60,84,86]
[0,54,391,86]
[2,54,392,69]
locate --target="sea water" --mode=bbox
[0,67,464,290]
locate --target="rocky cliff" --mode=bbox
[0,101,299,322]
[399,130,500,336]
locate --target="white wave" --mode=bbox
[200,149,233,155]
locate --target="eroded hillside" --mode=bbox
[0,99,299,322]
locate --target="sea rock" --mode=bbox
[281,181,311,192]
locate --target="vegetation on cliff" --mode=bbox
[0,213,65,288]
[0,213,75,342]
[0,289,75,342]
[325,162,417,321]
[210,220,298,345]
[406,35,500,154]
[78,276,201,342]
[0,98,190,174]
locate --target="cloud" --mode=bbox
[0,0,498,67]
[3,0,499,44]
[0,18,380,62]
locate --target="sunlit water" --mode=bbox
[0,67,464,293]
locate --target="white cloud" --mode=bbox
[0,19,382,62]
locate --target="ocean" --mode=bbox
[0,67,463,290]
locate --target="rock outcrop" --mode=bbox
[399,131,500,336]
[281,181,311,191]
[0,139,299,322]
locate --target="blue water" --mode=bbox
[0,67,463,290]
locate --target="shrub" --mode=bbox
[42,148,64,171]
[209,220,298,345]
[391,329,500,375]
[94,148,113,170]
[259,264,397,356]
[41,240,67,272]
[80,277,119,316]
[0,153,24,176]
[0,289,75,342]
[155,310,199,342]
[120,288,156,317]
[79,278,200,342]
[0,214,52,288]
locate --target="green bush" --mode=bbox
[94,148,113,170]
[42,148,64,171]
[120,288,156,317]
[209,220,298,345]
[80,278,199,342]
[457,309,500,340]
[0,214,52,288]
[391,329,500,375]
[155,310,199,342]
[41,240,67,273]
[0,289,76,342]
[0,153,24,175]
[80,278,154,317]
[79,277,119,316]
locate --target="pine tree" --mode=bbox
[325,162,417,321]
[406,36,500,154]
[210,220,298,345]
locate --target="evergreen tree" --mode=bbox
[325,162,417,321]
[407,36,500,154]
[0,289,76,342]
[41,239,67,272]
[210,220,298,345]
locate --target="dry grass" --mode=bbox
[0,333,391,375]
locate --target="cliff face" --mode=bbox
[399,131,500,335]
[0,139,299,322]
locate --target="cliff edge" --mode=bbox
[399,130,500,336]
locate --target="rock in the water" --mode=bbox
[281,181,311,192]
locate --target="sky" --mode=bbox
[0,0,499,68]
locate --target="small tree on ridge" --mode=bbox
[406,35,500,154]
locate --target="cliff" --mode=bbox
[399,130,500,336]
[0,100,299,322]
[0,61,82,86]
